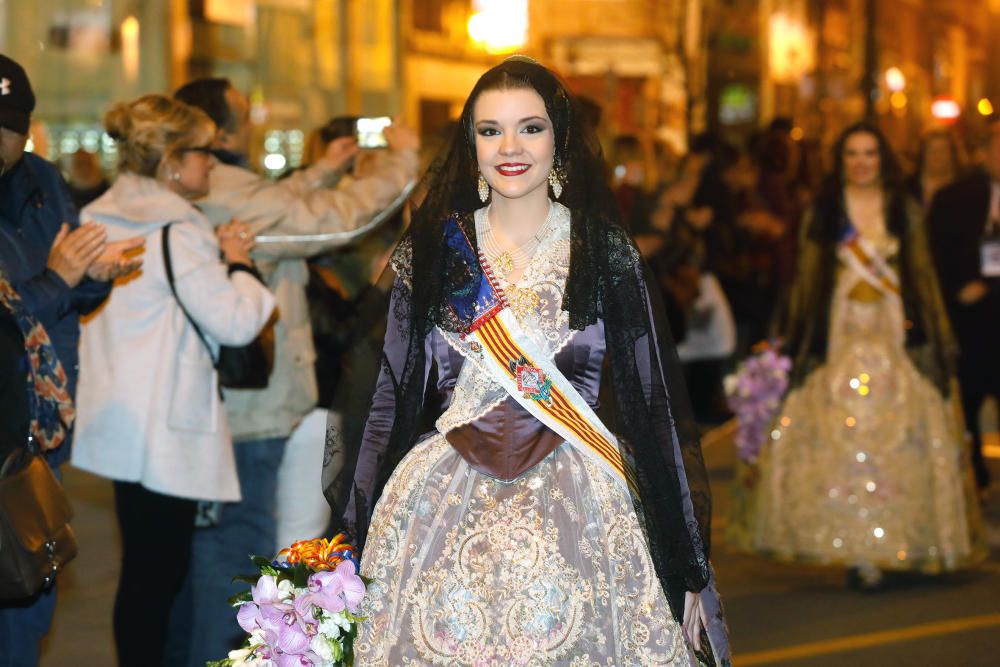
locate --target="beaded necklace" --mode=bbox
[476,201,555,278]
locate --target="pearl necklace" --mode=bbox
[476,202,555,278]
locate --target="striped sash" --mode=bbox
[440,215,638,496]
[838,225,901,300]
[466,308,640,496]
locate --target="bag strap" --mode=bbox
[161,224,217,366]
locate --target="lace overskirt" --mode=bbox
[355,433,692,666]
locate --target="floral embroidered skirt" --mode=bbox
[355,433,692,666]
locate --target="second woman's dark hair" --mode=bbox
[811,121,908,241]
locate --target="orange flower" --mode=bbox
[278,534,357,571]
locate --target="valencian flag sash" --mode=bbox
[837,222,901,300]
[442,217,640,497]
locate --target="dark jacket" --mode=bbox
[926,169,1000,361]
[0,152,110,465]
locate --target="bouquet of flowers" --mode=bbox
[209,535,367,667]
[723,342,792,463]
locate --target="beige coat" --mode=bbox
[196,149,419,442]
[74,175,276,501]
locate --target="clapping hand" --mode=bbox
[86,236,145,282]
[47,223,106,288]
[217,220,256,266]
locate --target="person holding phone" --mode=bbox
[165,78,419,666]
[926,117,1000,498]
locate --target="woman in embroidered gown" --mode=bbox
[743,122,984,586]
[324,58,730,666]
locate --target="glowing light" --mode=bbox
[890,92,907,110]
[771,429,782,440]
[859,373,870,383]
[858,385,870,396]
[790,127,804,141]
[263,153,286,171]
[468,0,528,54]
[829,488,840,498]
[931,96,961,121]
[769,13,815,83]
[849,378,861,389]
[121,17,140,83]
[978,98,994,116]
[873,527,885,539]
[897,550,907,560]
[885,67,906,92]
[780,416,792,427]
[856,452,867,463]
[845,417,857,428]
[865,481,877,492]
[833,538,844,548]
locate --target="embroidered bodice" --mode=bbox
[373,202,609,482]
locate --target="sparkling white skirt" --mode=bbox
[752,297,983,572]
[355,433,692,666]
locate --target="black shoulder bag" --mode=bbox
[161,224,275,390]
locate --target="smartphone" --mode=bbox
[355,116,392,149]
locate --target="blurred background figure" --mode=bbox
[63,149,109,212]
[906,129,965,208]
[72,94,275,667]
[609,134,654,231]
[926,116,1000,499]
[276,113,407,551]
[633,140,737,425]
[737,121,984,589]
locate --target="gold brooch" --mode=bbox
[509,288,540,320]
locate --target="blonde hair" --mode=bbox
[104,94,215,176]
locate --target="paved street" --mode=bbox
[39,424,1000,666]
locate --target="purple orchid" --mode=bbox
[306,560,366,615]
[725,345,792,462]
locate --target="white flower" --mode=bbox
[228,647,253,663]
[277,579,296,601]
[310,634,334,662]
[318,610,353,639]
[227,647,271,666]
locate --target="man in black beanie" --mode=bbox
[0,53,142,664]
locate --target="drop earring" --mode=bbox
[548,166,563,199]
[478,174,490,203]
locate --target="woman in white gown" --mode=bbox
[325,58,731,665]
[741,122,984,587]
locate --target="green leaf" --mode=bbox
[227,591,253,606]
[231,574,260,586]
[250,555,273,568]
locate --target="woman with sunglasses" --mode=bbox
[71,94,276,666]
